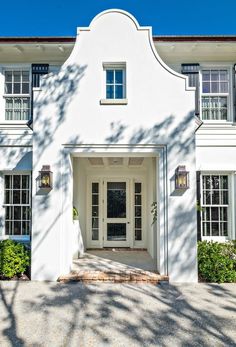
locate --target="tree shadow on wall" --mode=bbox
[104,111,195,157]
[33,64,87,164]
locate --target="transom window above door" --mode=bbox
[201,69,229,121]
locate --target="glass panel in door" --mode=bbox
[107,223,126,241]
[107,182,126,218]
[105,181,128,245]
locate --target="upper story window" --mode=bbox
[201,69,229,121]
[100,63,127,105]
[4,70,31,121]
[106,68,125,99]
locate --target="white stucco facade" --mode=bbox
[30,10,197,282]
[1,9,235,282]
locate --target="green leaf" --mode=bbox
[0,240,30,279]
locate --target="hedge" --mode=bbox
[0,239,30,279]
[198,241,236,283]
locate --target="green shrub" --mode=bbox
[198,241,236,283]
[0,240,30,279]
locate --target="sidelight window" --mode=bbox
[134,182,142,241]
[91,182,99,241]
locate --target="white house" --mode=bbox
[0,9,235,282]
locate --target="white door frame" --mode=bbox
[86,174,147,249]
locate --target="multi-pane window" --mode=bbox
[201,175,229,237]
[106,68,125,99]
[201,69,229,121]
[4,70,31,120]
[134,182,142,241]
[4,174,31,236]
[91,182,99,241]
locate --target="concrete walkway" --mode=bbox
[0,282,236,347]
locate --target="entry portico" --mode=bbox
[69,145,167,276]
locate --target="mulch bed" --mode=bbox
[0,274,30,281]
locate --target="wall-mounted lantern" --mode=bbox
[39,165,53,189]
[175,165,189,190]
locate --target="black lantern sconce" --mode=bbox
[39,165,53,189]
[175,165,189,190]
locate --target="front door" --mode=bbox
[88,177,145,248]
[103,180,130,247]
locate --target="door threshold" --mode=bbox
[86,248,147,251]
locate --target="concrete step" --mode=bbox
[58,270,169,284]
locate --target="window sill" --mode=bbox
[100,99,128,105]
[201,236,229,243]
[33,87,42,92]
[3,94,30,98]
[0,235,30,241]
[200,120,234,125]
[0,121,31,126]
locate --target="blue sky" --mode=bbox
[0,0,235,36]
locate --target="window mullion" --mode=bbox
[209,205,212,236]
[113,70,115,99]
[21,206,23,236]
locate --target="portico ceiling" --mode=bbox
[87,157,144,167]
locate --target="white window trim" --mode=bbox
[1,172,31,239]
[2,65,32,124]
[200,171,235,242]
[199,65,233,123]
[100,62,128,105]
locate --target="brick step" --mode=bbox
[58,270,169,284]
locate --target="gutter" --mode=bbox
[0,35,236,44]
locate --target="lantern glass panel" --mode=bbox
[175,167,189,190]
[39,171,52,188]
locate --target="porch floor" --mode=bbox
[59,250,169,284]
